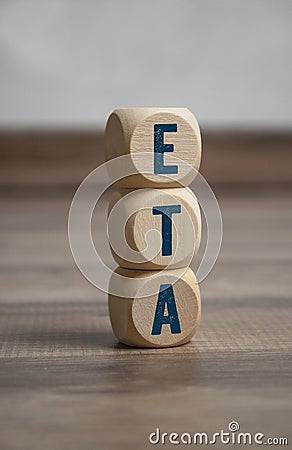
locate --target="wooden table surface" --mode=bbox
[0,181,291,449]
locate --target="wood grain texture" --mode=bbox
[108,187,201,270]
[1,130,292,185]
[108,267,201,348]
[105,108,201,188]
[0,182,291,449]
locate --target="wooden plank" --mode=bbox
[0,185,291,449]
[0,130,292,185]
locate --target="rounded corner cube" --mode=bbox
[107,186,201,270]
[108,267,201,348]
[105,108,201,188]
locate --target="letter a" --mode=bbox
[151,284,181,335]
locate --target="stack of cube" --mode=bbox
[105,108,202,348]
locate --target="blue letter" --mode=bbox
[154,124,178,174]
[151,284,181,335]
[152,205,181,256]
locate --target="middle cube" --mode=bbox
[108,187,201,270]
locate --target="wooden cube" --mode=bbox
[105,108,201,188]
[108,267,201,348]
[108,187,201,270]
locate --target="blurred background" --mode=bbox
[0,0,291,185]
[0,0,291,129]
[0,2,291,450]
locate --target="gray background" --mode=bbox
[0,0,291,129]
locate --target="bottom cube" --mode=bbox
[108,267,201,348]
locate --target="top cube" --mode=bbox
[105,108,201,188]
